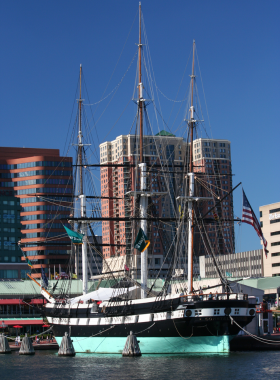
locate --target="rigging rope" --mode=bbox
[84,51,138,107]
[150,81,189,103]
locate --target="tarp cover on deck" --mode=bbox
[68,286,137,305]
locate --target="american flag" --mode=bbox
[41,266,49,287]
[242,189,268,257]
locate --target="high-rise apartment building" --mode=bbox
[99,132,186,276]
[0,147,73,278]
[99,135,234,277]
[260,201,280,277]
[192,138,234,258]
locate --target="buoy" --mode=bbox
[0,334,11,354]
[19,333,35,355]
[122,331,141,357]
[58,332,75,357]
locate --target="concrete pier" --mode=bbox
[19,334,35,355]
[0,334,11,354]
[122,331,141,357]
[58,332,75,357]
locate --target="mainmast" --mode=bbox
[138,2,148,299]
[77,64,88,295]
[187,41,196,294]
[78,65,83,195]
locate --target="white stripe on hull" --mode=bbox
[47,307,252,326]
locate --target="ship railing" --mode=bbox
[180,293,248,303]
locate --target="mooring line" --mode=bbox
[229,315,280,345]
[135,322,155,335]
[71,325,116,343]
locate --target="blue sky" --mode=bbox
[0,1,279,252]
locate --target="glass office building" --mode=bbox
[0,147,73,278]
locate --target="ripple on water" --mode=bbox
[0,350,279,380]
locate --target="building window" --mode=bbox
[270,208,280,213]
[271,231,280,236]
[271,242,280,247]
[0,270,18,279]
[260,211,262,218]
[271,219,280,225]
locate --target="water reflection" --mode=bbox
[0,350,278,380]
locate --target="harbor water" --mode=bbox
[0,350,279,380]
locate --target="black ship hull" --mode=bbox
[45,296,256,353]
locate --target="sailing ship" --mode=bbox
[29,4,256,354]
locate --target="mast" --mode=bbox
[77,64,88,295]
[139,2,143,163]
[78,64,83,195]
[187,41,195,294]
[138,2,148,299]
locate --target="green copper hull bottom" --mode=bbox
[55,335,233,354]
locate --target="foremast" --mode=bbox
[77,64,88,295]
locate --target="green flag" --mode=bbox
[64,226,84,244]
[134,228,150,252]
[179,205,184,220]
[22,252,33,268]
